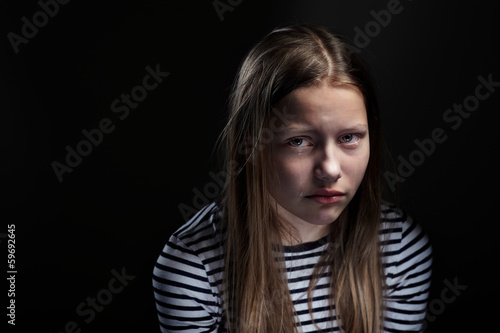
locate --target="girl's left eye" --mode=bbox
[338,134,361,145]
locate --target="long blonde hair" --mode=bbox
[219,24,385,332]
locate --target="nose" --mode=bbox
[314,143,342,182]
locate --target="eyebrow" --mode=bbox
[340,124,369,132]
[283,123,368,133]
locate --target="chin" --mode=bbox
[310,215,340,226]
[307,207,345,225]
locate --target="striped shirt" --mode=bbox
[153,202,432,332]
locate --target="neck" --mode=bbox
[276,204,331,246]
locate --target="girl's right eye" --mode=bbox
[287,137,311,148]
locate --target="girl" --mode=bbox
[153,24,432,332]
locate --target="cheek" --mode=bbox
[273,156,312,193]
[345,151,370,184]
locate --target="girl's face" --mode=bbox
[270,81,370,239]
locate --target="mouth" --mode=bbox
[305,189,345,204]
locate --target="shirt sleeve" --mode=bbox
[383,214,433,333]
[152,234,220,332]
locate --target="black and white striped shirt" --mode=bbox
[153,202,432,332]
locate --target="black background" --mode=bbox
[2,0,499,332]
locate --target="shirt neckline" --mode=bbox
[282,235,329,253]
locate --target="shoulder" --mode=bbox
[379,205,433,332]
[155,202,223,276]
[379,202,432,258]
[152,203,223,331]
[171,202,222,251]
[379,201,433,288]
[153,202,223,296]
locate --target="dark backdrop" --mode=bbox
[3,0,499,332]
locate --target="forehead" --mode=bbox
[276,82,367,129]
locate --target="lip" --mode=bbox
[306,189,345,204]
[309,189,345,196]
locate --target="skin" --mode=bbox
[271,80,370,245]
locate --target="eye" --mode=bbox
[338,134,362,146]
[287,137,311,148]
